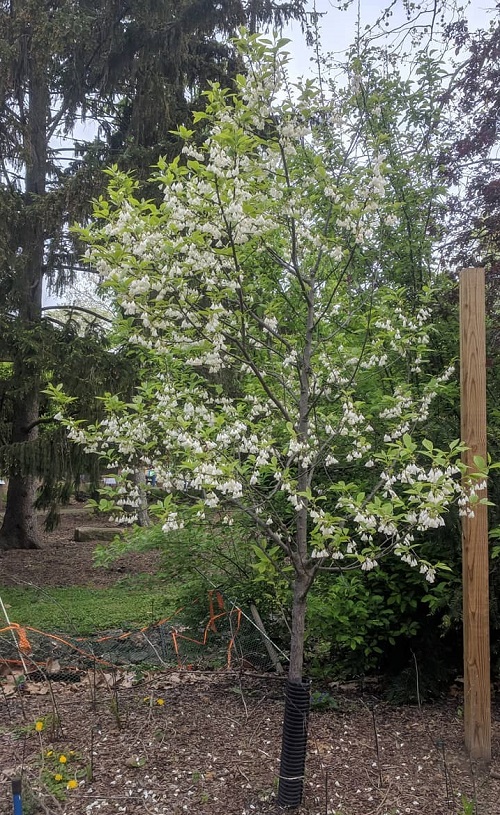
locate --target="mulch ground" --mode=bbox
[0,509,499,815]
[0,507,161,589]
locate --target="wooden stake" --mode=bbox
[250,603,284,674]
[460,267,491,761]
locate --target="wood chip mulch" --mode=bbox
[0,671,499,815]
[1,509,499,814]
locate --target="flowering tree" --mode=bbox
[51,33,480,684]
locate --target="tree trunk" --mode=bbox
[0,351,42,550]
[132,469,151,527]
[0,56,47,551]
[0,475,39,550]
[278,220,316,805]
[288,571,309,681]
[277,569,312,808]
[0,358,43,550]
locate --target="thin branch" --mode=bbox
[226,331,294,423]
[23,416,60,434]
[43,315,67,329]
[41,305,113,323]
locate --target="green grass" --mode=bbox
[0,584,175,635]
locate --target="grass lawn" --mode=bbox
[0,584,174,635]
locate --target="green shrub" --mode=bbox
[94,514,291,645]
[305,555,461,692]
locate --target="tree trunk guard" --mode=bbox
[277,678,311,808]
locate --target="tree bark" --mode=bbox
[277,213,316,808]
[0,474,39,550]
[132,469,151,527]
[288,571,310,681]
[287,249,316,681]
[0,368,43,550]
[0,56,47,551]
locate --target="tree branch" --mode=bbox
[41,305,113,323]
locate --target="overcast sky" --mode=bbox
[283,0,493,77]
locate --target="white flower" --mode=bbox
[311,548,329,559]
[361,558,378,571]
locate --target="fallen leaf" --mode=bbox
[25,683,49,695]
[46,658,61,674]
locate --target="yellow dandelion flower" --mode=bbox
[156,698,165,706]
[35,720,44,732]
[67,779,78,790]
[54,774,63,782]
[46,750,53,757]
[59,755,67,764]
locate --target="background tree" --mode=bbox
[0,0,305,550]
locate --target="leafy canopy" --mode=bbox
[51,32,482,583]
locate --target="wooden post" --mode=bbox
[460,267,491,761]
[250,602,284,674]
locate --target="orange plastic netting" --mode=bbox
[0,591,277,677]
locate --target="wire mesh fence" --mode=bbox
[0,590,287,687]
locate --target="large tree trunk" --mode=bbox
[0,475,39,550]
[0,55,47,551]
[0,353,42,550]
[0,356,42,550]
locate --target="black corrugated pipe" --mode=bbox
[277,678,311,808]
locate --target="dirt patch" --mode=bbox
[0,507,160,589]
